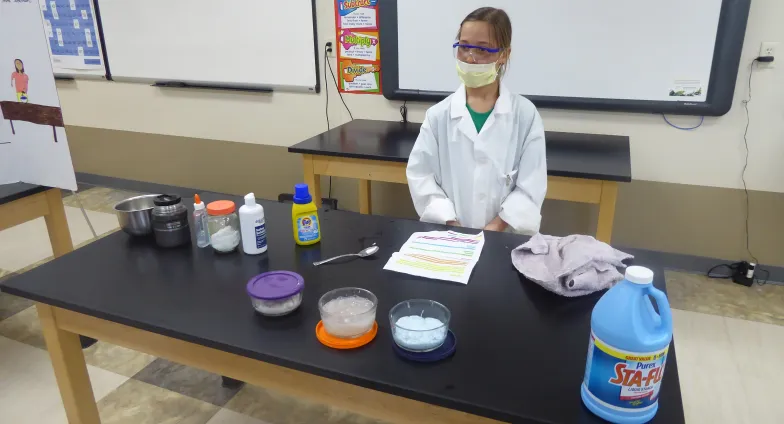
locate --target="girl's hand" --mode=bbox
[483,216,509,232]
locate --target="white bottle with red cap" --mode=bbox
[239,193,267,255]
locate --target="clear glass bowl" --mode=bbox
[318,288,377,338]
[389,299,451,352]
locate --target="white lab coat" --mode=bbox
[406,84,547,234]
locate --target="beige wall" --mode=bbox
[56,0,784,191]
[56,0,784,265]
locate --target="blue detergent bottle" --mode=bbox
[581,266,673,424]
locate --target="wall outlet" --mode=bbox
[759,42,778,66]
[760,42,778,57]
[325,41,336,57]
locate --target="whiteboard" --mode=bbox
[39,0,107,78]
[381,0,751,116]
[97,0,319,91]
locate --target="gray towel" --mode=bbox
[511,234,633,297]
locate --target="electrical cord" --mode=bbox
[323,42,355,199]
[323,45,332,199]
[662,114,704,130]
[742,59,759,265]
[707,263,737,279]
[705,59,769,287]
[324,45,330,131]
[756,268,770,286]
[326,48,353,121]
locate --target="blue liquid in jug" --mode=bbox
[581,266,673,424]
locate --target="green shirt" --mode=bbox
[466,103,494,133]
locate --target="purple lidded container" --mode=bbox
[246,271,305,316]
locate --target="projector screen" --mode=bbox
[380,0,750,116]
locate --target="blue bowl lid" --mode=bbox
[393,330,456,363]
[246,271,304,300]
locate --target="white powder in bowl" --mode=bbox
[393,315,447,351]
[251,293,302,316]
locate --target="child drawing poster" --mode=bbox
[0,0,77,191]
[335,0,382,95]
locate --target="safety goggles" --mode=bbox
[453,43,502,63]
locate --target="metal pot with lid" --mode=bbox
[151,194,191,248]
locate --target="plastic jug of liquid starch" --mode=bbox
[581,266,673,424]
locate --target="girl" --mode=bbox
[11,59,29,103]
[406,7,546,234]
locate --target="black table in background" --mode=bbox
[2,193,683,424]
[0,182,48,205]
[288,119,631,243]
[289,119,632,182]
[0,182,98,348]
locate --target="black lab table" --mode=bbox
[1,192,683,424]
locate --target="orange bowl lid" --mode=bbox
[207,200,236,215]
[316,321,377,350]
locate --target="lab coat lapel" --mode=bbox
[450,85,480,144]
[481,84,512,135]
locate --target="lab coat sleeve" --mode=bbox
[499,110,547,235]
[406,112,458,224]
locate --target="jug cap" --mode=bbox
[293,184,312,204]
[625,266,653,285]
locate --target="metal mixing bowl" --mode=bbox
[114,194,160,236]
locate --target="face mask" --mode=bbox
[456,59,499,88]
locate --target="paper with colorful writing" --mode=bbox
[384,231,485,284]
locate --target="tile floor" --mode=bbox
[1,186,783,423]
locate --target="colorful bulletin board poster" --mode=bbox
[39,0,104,73]
[335,0,381,94]
[0,0,78,191]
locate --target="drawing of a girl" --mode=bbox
[11,59,29,103]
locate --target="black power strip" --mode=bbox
[731,261,755,287]
[708,261,765,287]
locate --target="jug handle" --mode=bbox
[645,286,672,338]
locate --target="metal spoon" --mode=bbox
[313,245,379,266]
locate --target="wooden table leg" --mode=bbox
[44,188,73,258]
[358,180,372,215]
[302,154,322,208]
[53,126,59,142]
[595,182,618,243]
[9,120,14,134]
[37,304,101,424]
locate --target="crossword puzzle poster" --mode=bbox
[335,0,381,94]
[39,0,103,71]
